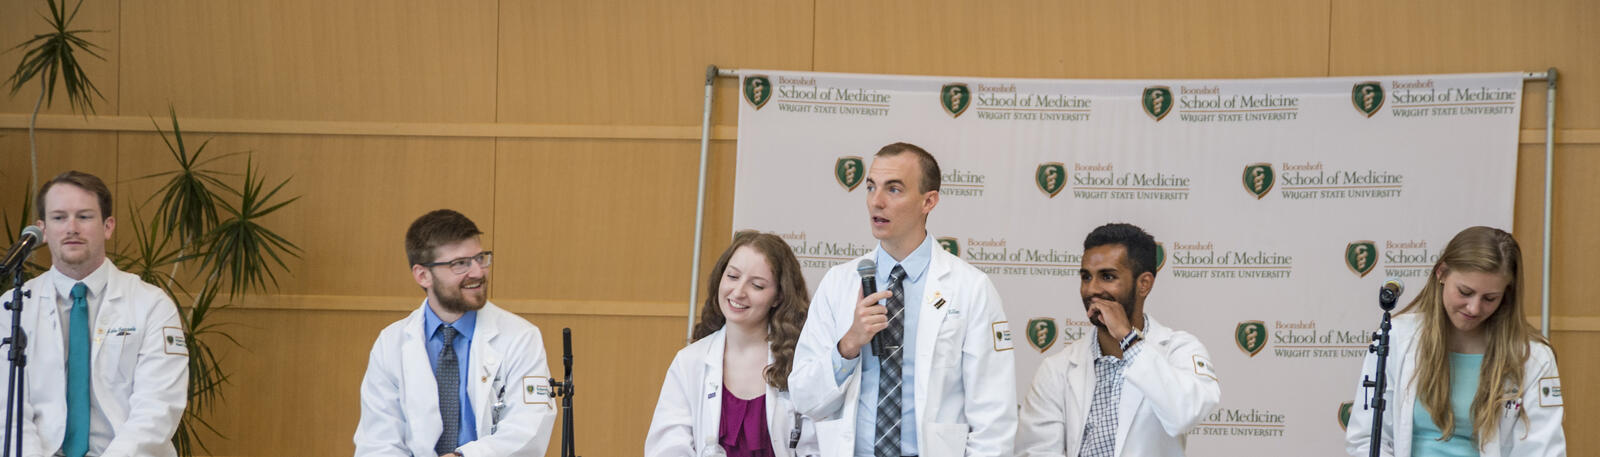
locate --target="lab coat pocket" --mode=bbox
[101,330,141,385]
[1497,401,1523,452]
[933,314,966,368]
[813,418,852,457]
[923,422,970,457]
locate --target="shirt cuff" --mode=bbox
[832,346,859,386]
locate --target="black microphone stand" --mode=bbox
[550,328,578,457]
[1362,286,1400,457]
[2,265,31,457]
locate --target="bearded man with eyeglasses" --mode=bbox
[355,209,556,457]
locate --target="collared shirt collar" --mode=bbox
[422,299,478,342]
[51,258,112,300]
[876,233,934,283]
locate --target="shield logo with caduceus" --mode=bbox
[1154,241,1166,273]
[1243,163,1276,199]
[1338,401,1355,431]
[1235,320,1268,357]
[1346,241,1379,278]
[1352,81,1384,118]
[744,75,773,110]
[834,156,865,191]
[1143,85,1173,121]
[1035,162,1066,198]
[1026,318,1058,352]
[941,83,971,118]
[937,237,960,257]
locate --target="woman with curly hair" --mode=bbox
[1347,226,1565,456]
[647,231,819,456]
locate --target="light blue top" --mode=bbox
[423,302,479,447]
[1411,352,1484,457]
[831,234,933,456]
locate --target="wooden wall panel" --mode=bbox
[118,0,498,123]
[497,0,815,126]
[1329,0,1600,129]
[0,129,119,213]
[0,0,119,116]
[492,138,706,305]
[812,0,1331,79]
[112,133,497,298]
[1550,331,1594,454]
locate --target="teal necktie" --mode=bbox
[64,282,90,457]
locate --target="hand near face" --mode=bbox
[1086,297,1133,341]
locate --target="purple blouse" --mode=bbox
[718,386,775,457]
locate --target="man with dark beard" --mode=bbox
[355,210,555,457]
[1016,223,1221,457]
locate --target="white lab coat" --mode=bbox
[644,328,820,456]
[1345,313,1565,457]
[354,301,556,457]
[1016,316,1221,457]
[788,247,1017,457]
[0,264,188,457]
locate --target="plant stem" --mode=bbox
[29,88,44,193]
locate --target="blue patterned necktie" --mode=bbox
[874,266,908,457]
[434,325,461,455]
[64,282,90,457]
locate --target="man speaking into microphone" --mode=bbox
[790,142,1016,457]
[2,171,188,457]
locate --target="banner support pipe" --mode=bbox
[692,67,1557,342]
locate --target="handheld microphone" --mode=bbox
[0,226,43,276]
[857,259,882,357]
[1379,278,1404,311]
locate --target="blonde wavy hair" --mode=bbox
[1399,226,1550,447]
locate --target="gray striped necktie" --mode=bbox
[435,325,461,455]
[874,266,908,457]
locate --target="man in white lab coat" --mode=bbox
[355,209,555,457]
[1,171,188,457]
[789,142,1017,457]
[1016,223,1221,457]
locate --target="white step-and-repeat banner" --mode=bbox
[731,70,1522,455]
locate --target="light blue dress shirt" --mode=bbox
[832,234,934,456]
[423,302,478,447]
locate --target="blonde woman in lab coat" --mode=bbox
[1347,226,1565,457]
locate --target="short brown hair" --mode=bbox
[874,142,941,193]
[405,209,483,265]
[37,170,113,219]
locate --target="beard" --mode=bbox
[1082,287,1137,331]
[434,278,488,314]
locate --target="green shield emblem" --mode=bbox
[527,385,536,395]
[937,237,959,257]
[166,336,175,345]
[1235,320,1267,357]
[1026,318,1058,352]
[1154,242,1166,273]
[1352,81,1384,118]
[1346,241,1378,278]
[1035,162,1066,198]
[941,83,971,118]
[834,156,865,191]
[1338,401,1355,430]
[744,75,772,110]
[1242,163,1276,199]
[1142,86,1173,121]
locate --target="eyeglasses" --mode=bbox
[419,251,493,274]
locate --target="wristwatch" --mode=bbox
[1119,328,1143,351]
